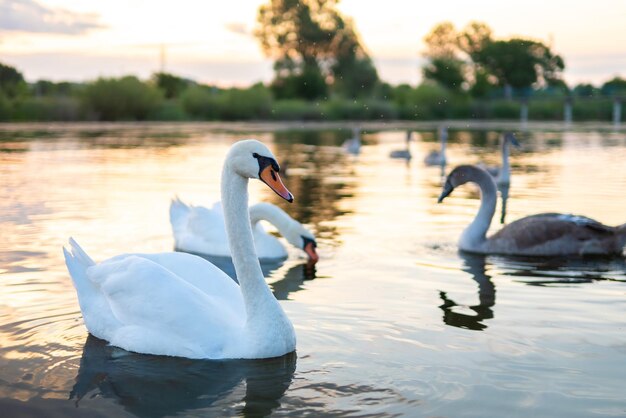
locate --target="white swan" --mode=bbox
[424,125,447,166]
[480,132,520,185]
[389,130,413,160]
[438,165,626,256]
[170,199,318,263]
[63,140,297,359]
[342,126,361,155]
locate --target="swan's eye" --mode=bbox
[252,152,260,159]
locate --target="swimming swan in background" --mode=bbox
[438,165,626,256]
[481,132,520,185]
[170,199,318,263]
[389,130,413,160]
[424,125,448,166]
[64,140,297,359]
[342,126,361,155]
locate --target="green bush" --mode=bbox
[8,97,82,121]
[181,86,219,119]
[528,100,562,120]
[215,84,273,120]
[0,94,9,121]
[149,100,188,121]
[488,100,520,119]
[321,99,397,120]
[82,76,163,121]
[572,99,613,121]
[271,100,323,120]
[181,83,272,120]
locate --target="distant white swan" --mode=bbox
[64,140,297,359]
[424,125,447,166]
[170,199,318,263]
[438,165,626,256]
[389,131,413,160]
[480,132,520,185]
[342,126,361,155]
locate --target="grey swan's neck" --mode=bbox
[459,168,498,252]
[498,137,511,183]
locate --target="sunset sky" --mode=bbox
[1,0,625,86]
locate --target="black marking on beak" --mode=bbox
[253,153,280,174]
[302,236,317,250]
[438,179,454,203]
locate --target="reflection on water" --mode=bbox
[71,335,296,418]
[439,253,495,331]
[498,183,510,224]
[1,123,626,417]
[191,253,317,301]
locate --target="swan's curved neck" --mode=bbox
[459,170,497,251]
[221,165,284,325]
[249,203,295,236]
[499,138,510,180]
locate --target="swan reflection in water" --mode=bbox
[439,253,495,331]
[498,183,510,224]
[70,335,296,418]
[439,251,626,331]
[195,253,317,300]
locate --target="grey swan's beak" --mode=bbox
[438,179,454,203]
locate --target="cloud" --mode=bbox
[0,0,104,35]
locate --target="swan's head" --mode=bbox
[438,165,492,203]
[226,140,293,202]
[503,132,520,147]
[284,223,319,264]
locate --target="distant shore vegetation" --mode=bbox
[1,0,625,123]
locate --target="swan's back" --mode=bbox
[170,199,230,256]
[488,213,626,256]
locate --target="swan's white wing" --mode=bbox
[111,251,244,311]
[88,254,245,358]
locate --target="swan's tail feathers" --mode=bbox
[67,237,95,267]
[63,238,96,295]
[170,197,191,233]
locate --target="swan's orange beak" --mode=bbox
[260,166,293,202]
[304,241,319,264]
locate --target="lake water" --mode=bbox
[1,122,625,417]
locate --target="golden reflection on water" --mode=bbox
[1,123,625,416]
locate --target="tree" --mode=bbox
[601,77,626,96]
[458,22,492,61]
[255,0,377,99]
[82,76,163,120]
[472,38,564,97]
[573,83,599,98]
[423,22,458,59]
[422,22,466,92]
[422,57,465,92]
[153,72,192,99]
[0,62,27,98]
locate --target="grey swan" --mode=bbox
[389,130,413,160]
[424,125,447,166]
[437,165,626,256]
[480,132,520,185]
